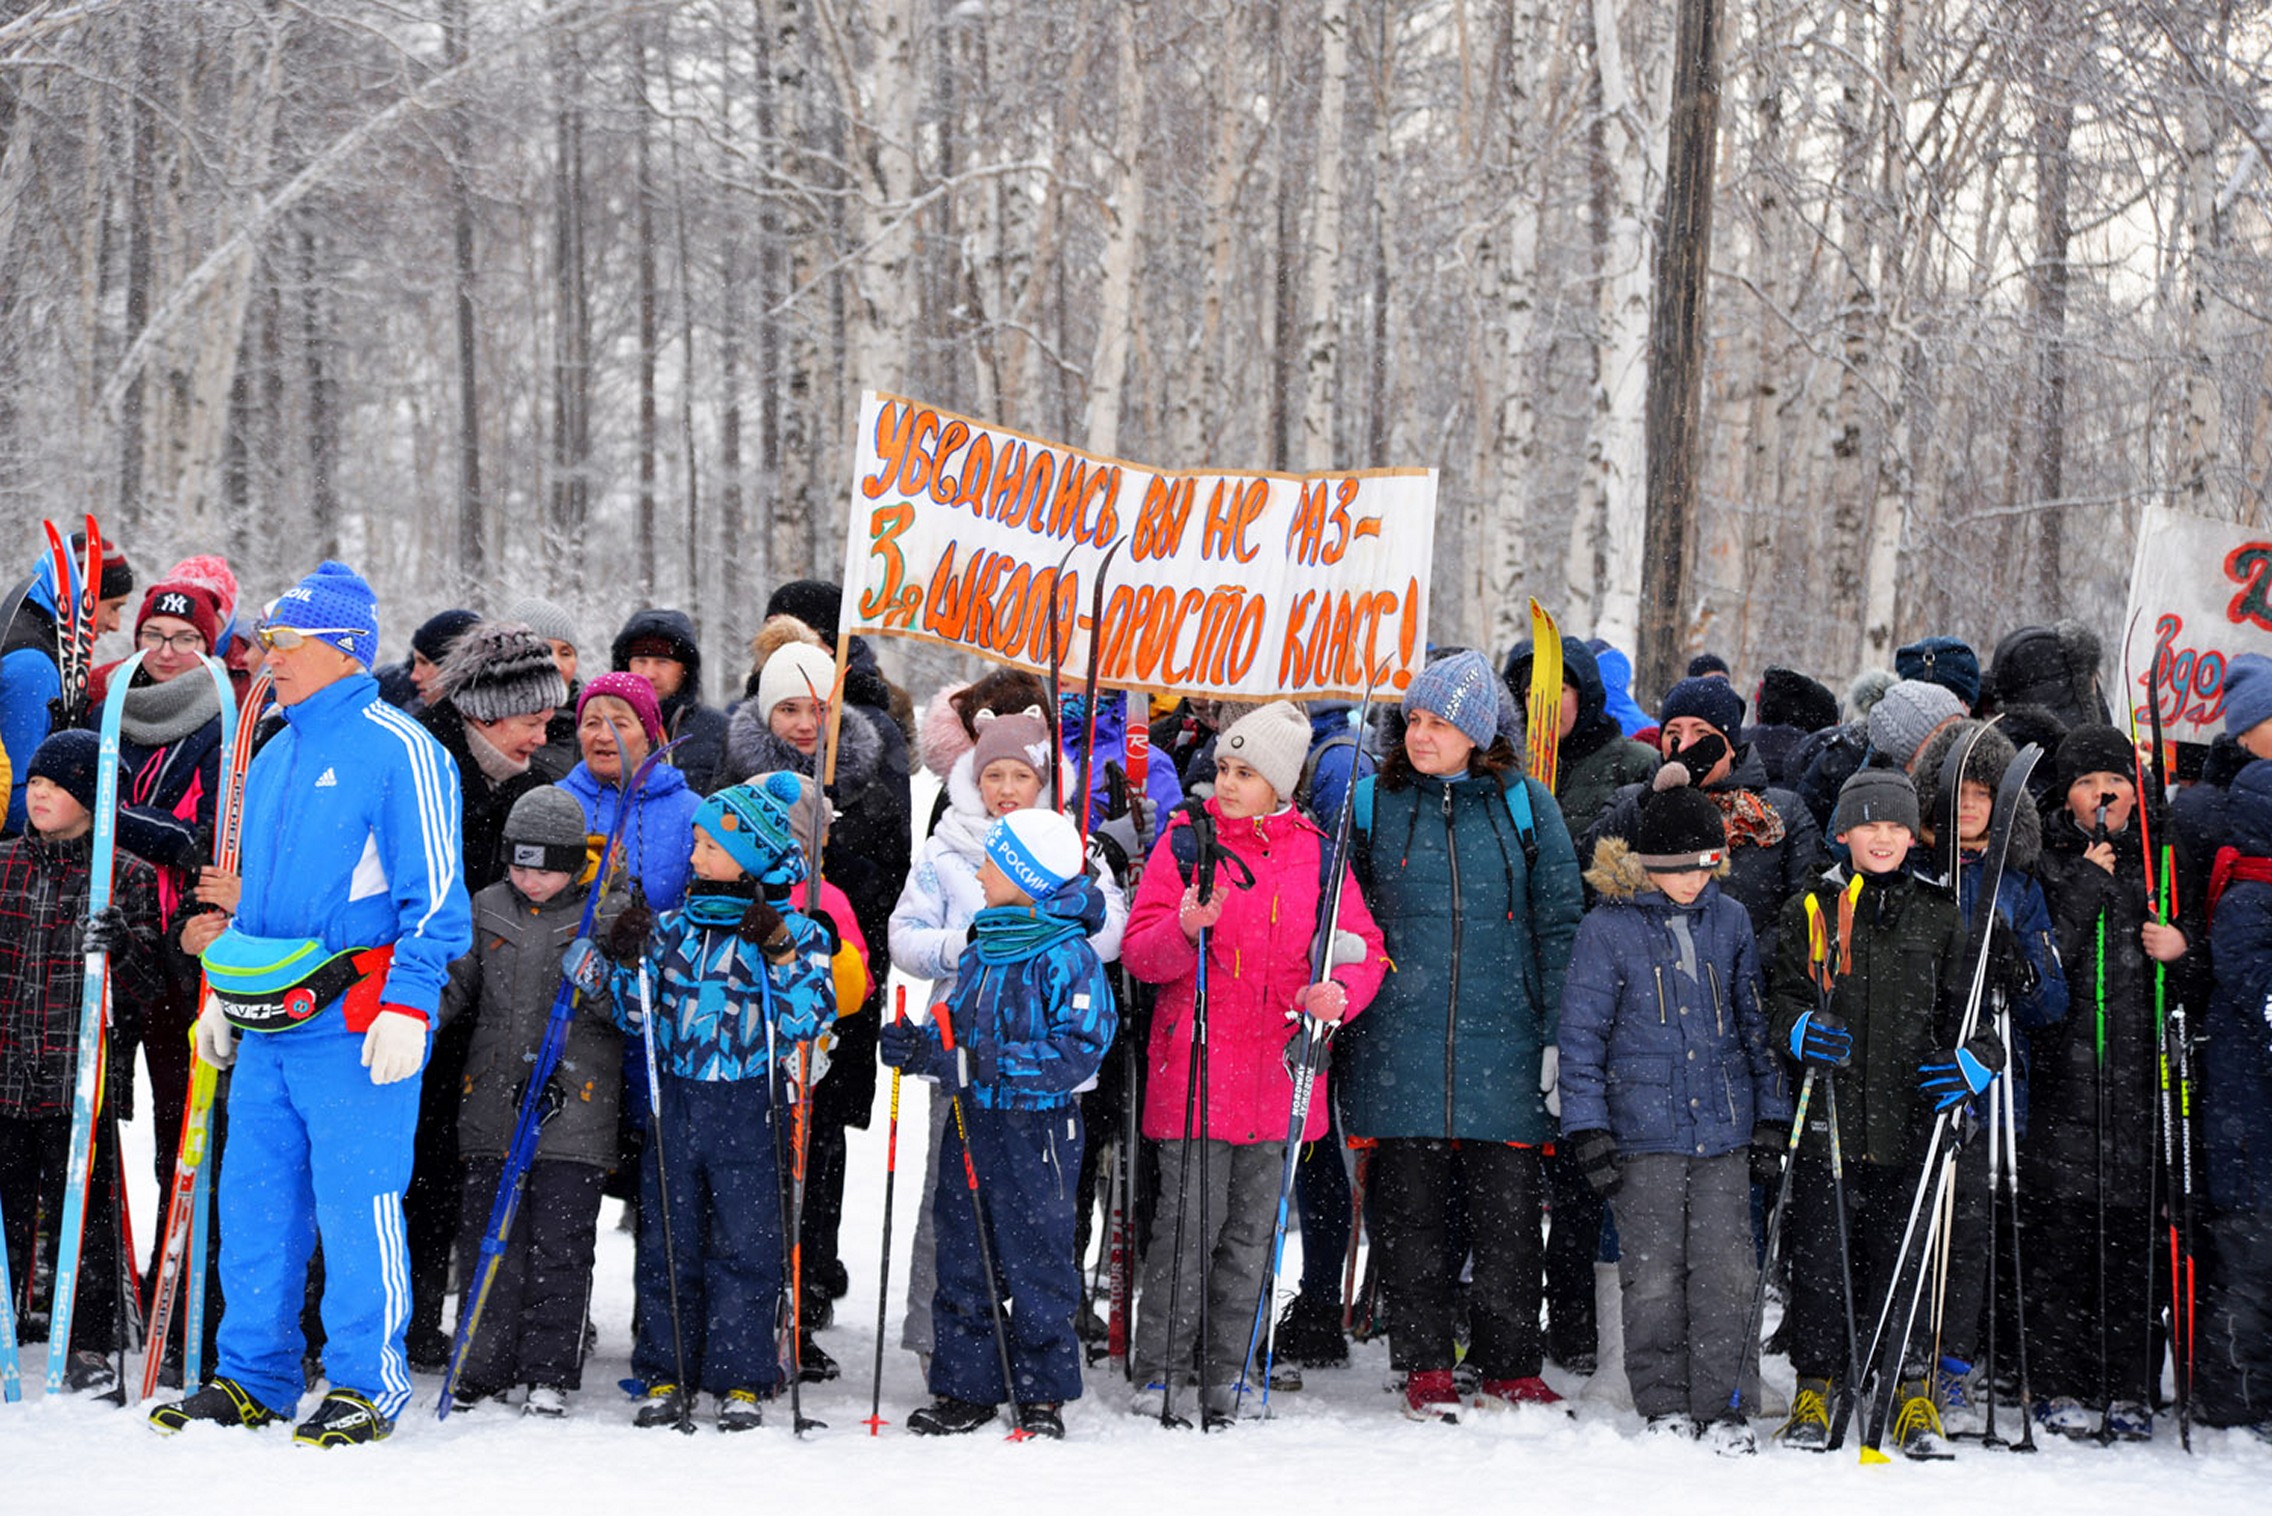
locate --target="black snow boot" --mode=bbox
[1274,1292,1349,1368]
[907,1395,1000,1436]
[148,1376,282,1435]
[292,1389,393,1447]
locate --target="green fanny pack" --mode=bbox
[201,928,378,1034]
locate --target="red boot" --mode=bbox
[1475,1376,1568,1413]
[1402,1368,1461,1424]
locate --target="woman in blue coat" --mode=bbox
[1338,649,1582,1422]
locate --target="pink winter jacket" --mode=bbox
[1124,801,1388,1145]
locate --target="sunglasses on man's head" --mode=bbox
[255,623,367,652]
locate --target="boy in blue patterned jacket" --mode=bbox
[599,779,834,1432]
[882,808,1117,1440]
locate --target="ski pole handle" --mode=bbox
[933,1002,969,1088]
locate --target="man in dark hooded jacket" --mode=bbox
[611,607,729,795]
[1504,635,1661,847]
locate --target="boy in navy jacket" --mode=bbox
[1559,769,1789,1453]
[882,808,1117,1440]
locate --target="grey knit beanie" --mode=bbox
[501,785,590,874]
[1830,767,1921,839]
[501,596,580,652]
[1866,679,1965,768]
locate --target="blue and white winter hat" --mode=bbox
[983,809,1084,902]
[1403,648,1501,750]
[266,560,379,669]
[694,781,808,889]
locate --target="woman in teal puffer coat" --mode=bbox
[1336,648,1583,1422]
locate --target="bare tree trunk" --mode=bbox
[1083,4,1143,458]
[634,20,659,601]
[1297,0,1349,469]
[446,0,484,597]
[1638,0,1721,695]
[2031,0,2073,609]
[301,229,340,563]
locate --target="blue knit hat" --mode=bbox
[693,782,807,888]
[1658,675,1746,740]
[983,809,1084,901]
[267,561,379,669]
[2224,653,2272,741]
[1403,649,1501,749]
[1895,635,1981,710]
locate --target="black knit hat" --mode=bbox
[1756,667,1838,734]
[766,579,844,635]
[2053,723,2135,795]
[501,785,591,876]
[412,609,482,663]
[28,728,100,814]
[438,621,569,723]
[1633,767,1726,872]
[1687,652,1731,679]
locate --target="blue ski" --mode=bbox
[44,648,145,1393]
[437,734,682,1417]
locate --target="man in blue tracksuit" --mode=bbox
[149,561,472,1447]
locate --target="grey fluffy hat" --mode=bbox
[439,620,569,723]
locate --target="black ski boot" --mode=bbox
[634,1382,696,1429]
[292,1389,393,1447]
[1019,1401,1066,1439]
[148,1376,282,1435]
[717,1388,765,1432]
[797,1333,840,1383]
[1274,1292,1349,1368]
[907,1395,1000,1436]
[1777,1377,1833,1452]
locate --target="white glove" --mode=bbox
[361,1010,429,1086]
[194,996,238,1070]
[1540,1044,1561,1119]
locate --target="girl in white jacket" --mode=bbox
[888,705,1127,1361]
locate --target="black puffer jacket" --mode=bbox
[612,608,729,796]
[1586,744,1825,967]
[2029,806,2208,1205]
[1767,866,1974,1169]
[1503,635,1660,842]
[723,698,910,1125]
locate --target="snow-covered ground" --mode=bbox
[3,1051,2261,1516]
[4,757,2264,1511]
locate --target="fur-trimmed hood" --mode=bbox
[1583,833,1731,902]
[920,683,977,781]
[723,694,886,800]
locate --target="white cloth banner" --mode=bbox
[835,391,1439,700]
[2121,503,2272,744]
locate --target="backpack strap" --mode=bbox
[1503,774,1540,871]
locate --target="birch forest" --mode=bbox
[0,0,2267,701]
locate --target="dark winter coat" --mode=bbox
[2171,734,2249,919]
[420,699,565,898]
[537,677,583,780]
[611,608,729,796]
[110,663,227,875]
[1557,839,1790,1159]
[722,697,909,1123]
[1338,765,1583,1145]
[1767,866,1973,1170]
[2202,759,2272,1213]
[2031,805,2207,1205]
[1587,744,1824,969]
[444,876,625,1171]
[0,831,169,1119]
[1504,635,1660,842]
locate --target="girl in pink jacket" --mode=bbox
[1122,701,1387,1424]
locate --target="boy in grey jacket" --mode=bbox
[440,785,620,1417]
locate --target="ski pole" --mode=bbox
[762,1001,819,1435]
[1998,1008,2038,1454]
[0,1188,18,1401]
[1823,1076,1863,1450]
[641,960,696,1436]
[866,988,907,1435]
[1159,946,1205,1431]
[1981,1008,2007,1450]
[933,1007,1029,1439]
[1732,1068,1816,1417]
